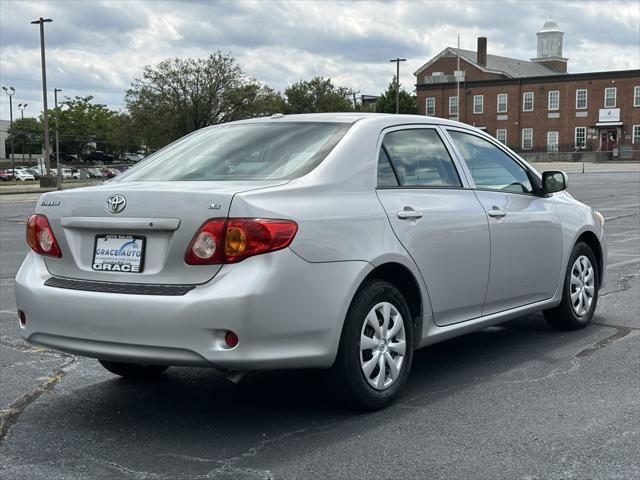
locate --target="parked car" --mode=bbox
[0,169,14,181]
[50,153,78,163]
[101,167,121,178]
[15,114,607,410]
[26,168,41,179]
[83,151,114,163]
[121,153,144,163]
[13,170,35,181]
[87,168,106,179]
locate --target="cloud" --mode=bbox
[1,0,638,118]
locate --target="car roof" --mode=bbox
[225,112,477,130]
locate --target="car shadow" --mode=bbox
[2,312,606,471]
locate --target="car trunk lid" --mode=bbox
[36,180,287,284]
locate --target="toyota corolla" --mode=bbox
[15,113,606,410]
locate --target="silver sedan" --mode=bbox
[15,113,606,410]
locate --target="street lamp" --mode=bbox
[18,103,28,161]
[388,58,407,114]
[18,103,28,120]
[31,17,53,180]
[2,86,15,171]
[54,88,62,189]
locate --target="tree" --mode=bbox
[106,112,143,158]
[7,118,43,161]
[55,96,116,157]
[283,77,353,114]
[126,52,278,150]
[375,76,417,114]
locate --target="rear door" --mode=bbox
[375,126,490,326]
[444,128,563,315]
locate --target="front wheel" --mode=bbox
[99,360,169,378]
[544,242,599,331]
[332,280,414,411]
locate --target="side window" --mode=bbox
[381,129,461,187]
[377,148,399,187]
[448,130,533,194]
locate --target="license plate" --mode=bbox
[92,235,145,273]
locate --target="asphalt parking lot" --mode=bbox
[1,171,638,480]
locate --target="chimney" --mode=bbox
[477,37,487,67]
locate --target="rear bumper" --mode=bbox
[15,250,370,369]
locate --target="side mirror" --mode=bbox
[542,170,568,194]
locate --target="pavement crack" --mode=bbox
[83,455,175,479]
[600,269,640,298]
[0,355,78,442]
[575,326,636,359]
[0,337,70,359]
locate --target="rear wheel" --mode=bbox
[99,360,169,378]
[544,242,599,331]
[332,279,414,411]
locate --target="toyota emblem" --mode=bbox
[106,194,127,214]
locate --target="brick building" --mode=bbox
[414,20,640,160]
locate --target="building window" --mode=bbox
[575,127,587,149]
[548,91,560,111]
[633,125,640,144]
[449,96,459,117]
[426,97,436,115]
[634,86,640,107]
[496,129,507,144]
[576,89,587,110]
[473,95,484,114]
[521,128,533,150]
[547,131,559,153]
[604,87,616,108]
[523,92,534,112]
[497,93,508,113]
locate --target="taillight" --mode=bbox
[185,218,298,265]
[26,214,62,258]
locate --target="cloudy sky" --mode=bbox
[1,0,639,119]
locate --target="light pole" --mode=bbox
[18,103,27,162]
[2,86,15,171]
[18,103,27,120]
[54,88,62,189]
[388,58,407,114]
[31,17,53,180]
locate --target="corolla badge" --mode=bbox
[106,194,127,214]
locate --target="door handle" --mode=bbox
[487,207,507,218]
[397,209,423,219]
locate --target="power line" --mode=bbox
[0,75,127,94]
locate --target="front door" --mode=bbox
[375,127,490,326]
[600,129,618,152]
[445,129,563,315]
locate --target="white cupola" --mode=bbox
[531,19,568,72]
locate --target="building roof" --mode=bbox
[539,19,560,32]
[414,47,561,79]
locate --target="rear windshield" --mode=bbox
[118,122,351,182]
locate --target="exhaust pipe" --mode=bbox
[223,371,248,384]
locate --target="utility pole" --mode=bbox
[351,90,360,110]
[31,17,53,179]
[2,86,15,172]
[389,58,407,114]
[54,88,62,189]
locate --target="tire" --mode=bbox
[332,279,414,411]
[544,242,599,331]
[99,360,169,378]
